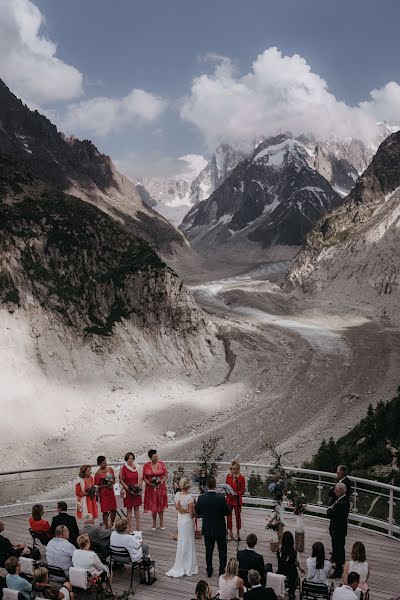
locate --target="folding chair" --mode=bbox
[2,590,24,600]
[69,566,113,599]
[301,579,335,599]
[18,557,36,581]
[108,546,140,589]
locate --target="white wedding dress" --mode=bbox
[166,492,198,577]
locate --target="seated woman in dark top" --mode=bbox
[276,531,304,599]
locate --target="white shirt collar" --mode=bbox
[251,584,262,588]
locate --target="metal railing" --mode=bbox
[1,461,399,539]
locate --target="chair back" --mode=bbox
[3,590,22,600]
[109,546,131,564]
[90,542,109,562]
[19,557,35,577]
[266,573,286,598]
[68,567,88,590]
[45,565,68,582]
[238,568,249,588]
[301,580,333,599]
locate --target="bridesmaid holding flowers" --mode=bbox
[143,449,168,531]
[119,452,143,532]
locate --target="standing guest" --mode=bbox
[33,566,74,600]
[237,533,266,587]
[94,456,117,529]
[142,450,168,531]
[46,525,75,578]
[327,482,350,578]
[244,570,278,600]
[29,504,51,544]
[72,534,109,586]
[342,542,370,593]
[110,519,150,562]
[218,557,244,599]
[166,477,198,578]
[81,514,111,559]
[195,476,231,578]
[5,557,32,600]
[75,465,98,521]
[0,521,27,561]
[119,452,143,532]
[306,542,332,584]
[191,580,213,600]
[226,461,246,542]
[329,466,352,506]
[276,531,304,600]
[50,502,79,548]
[332,572,360,599]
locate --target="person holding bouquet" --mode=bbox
[119,452,143,532]
[94,456,117,529]
[226,461,246,541]
[143,449,168,531]
[75,465,98,521]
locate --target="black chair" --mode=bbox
[29,528,48,551]
[286,576,301,599]
[108,546,140,588]
[301,579,334,599]
[90,542,109,564]
[38,563,68,583]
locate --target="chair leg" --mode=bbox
[130,564,133,588]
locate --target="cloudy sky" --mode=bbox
[1,0,400,179]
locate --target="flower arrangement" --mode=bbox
[151,476,161,488]
[128,484,142,496]
[194,436,225,493]
[86,486,97,498]
[268,479,286,502]
[265,514,282,531]
[287,490,307,515]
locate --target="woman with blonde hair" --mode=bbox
[166,477,198,577]
[226,460,246,541]
[218,557,244,599]
[75,465,98,520]
[342,541,370,592]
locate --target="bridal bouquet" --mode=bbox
[87,486,97,498]
[128,484,142,496]
[151,476,161,488]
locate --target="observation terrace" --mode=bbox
[0,462,399,599]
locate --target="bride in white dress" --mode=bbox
[166,477,198,577]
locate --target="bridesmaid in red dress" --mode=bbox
[226,460,246,541]
[94,455,117,528]
[75,465,99,520]
[119,452,143,533]
[143,449,168,531]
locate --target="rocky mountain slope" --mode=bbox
[0,78,185,256]
[286,130,400,304]
[180,135,343,261]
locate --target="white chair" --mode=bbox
[266,572,286,599]
[68,566,88,590]
[3,590,21,600]
[19,557,35,578]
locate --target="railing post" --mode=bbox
[388,488,394,537]
[317,474,323,506]
[352,481,358,514]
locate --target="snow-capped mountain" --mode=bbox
[180,135,342,260]
[286,129,400,305]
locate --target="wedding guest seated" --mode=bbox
[110,519,150,562]
[29,504,52,545]
[5,557,32,600]
[191,580,213,600]
[81,514,111,560]
[0,521,27,565]
[332,572,360,599]
[33,566,74,600]
[244,570,278,600]
[219,557,244,599]
[276,531,304,600]
[342,542,370,593]
[46,525,75,578]
[306,542,333,584]
[237,533,266,587]
[50,503,79,548]
[72,535,109,585]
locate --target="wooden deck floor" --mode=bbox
[1,508,398,599]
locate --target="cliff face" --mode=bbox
[286,131,400,298]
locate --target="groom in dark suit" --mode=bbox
[195,476,231,577]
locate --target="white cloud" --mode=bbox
[116,152,206,180]
[0,0,83,104]
[60,89,167,136]
[181,47,400,148]
[178,154,208,180]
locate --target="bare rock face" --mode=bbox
[286,131,400,297]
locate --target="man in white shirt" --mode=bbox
[110,519,150,562]
[332,572,360,599]
[46,525,75,577]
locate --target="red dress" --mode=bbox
[94,468,117,512]
[226,473,246,531]
[143,461,168,513]
[75,476,99,519]
[120,465,142,508]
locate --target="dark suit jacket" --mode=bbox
[0,534,19,565]
[328,476,352,506]
[50,513,79,546]
[237,548,266,586]
[195,491,230,537]
[327,496,350,537]
[244,586,278,600]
